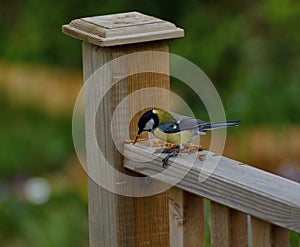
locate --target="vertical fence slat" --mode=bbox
[251,217,272,247]
[169,188,184,247]
[211,202,248,247]
[230,210,248,247]
[272,225,289,247]
[184,191,205,247]
[169,188,205,247]
[210,201,230,247]
[135,193,170,246]
[252,217,290,247]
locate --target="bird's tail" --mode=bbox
[200,120,241,131]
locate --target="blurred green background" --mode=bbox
[1,0,300,246]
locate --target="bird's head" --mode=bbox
[132,109,159,144]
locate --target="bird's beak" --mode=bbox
[132,134,139,145]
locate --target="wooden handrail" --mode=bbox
[124,141,300,233]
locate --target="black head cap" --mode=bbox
[137,110,159,134]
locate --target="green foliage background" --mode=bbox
[0,95,88,246]
[1,0,300,246]
[1,0,300,125]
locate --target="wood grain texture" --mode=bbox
[83,43,136,247]
[251,218,289,247]
[169,188,184,246]
[210,202,230,247]
[230,209,248,247]
[135,193,170,246]
[183,192,205,247]
[120,42,170,247]
[62,12,184,47]
[272,225,289,247]
[83,42,171,246]
[211,202,248,247]
[169,188,205,247]
[123,142,300,233]
[251,217,272,247]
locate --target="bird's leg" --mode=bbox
[153,145,180,168]
[162,150,180,168]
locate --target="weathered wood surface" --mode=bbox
[83,42,172,246]
[169,188,204,247]
[210,202,248,247]
[251,217,289,247]
[83,42,136,246]
[63,12,184,47]
[271,225,289,247]
[124,141,300,233]
[251,217,272,247]
[230,209,248,246]
[210,202,230,247]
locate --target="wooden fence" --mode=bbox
[124,142,300,246]
[63,12,300,246]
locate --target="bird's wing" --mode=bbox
[157,118,241,133]
[157,118,205,133]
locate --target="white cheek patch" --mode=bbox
[144,118,155,130]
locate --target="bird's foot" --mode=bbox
[153,143,207,168]
[153,145,180,168]
[162,150,180,168]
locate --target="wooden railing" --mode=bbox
[124,142,300,246]
[63,11,300,247]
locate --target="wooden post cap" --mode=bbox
[62,11,184,47]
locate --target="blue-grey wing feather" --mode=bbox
[157,118,240,134]
[158,118,204,133]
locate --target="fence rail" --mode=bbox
[124,142,300,246]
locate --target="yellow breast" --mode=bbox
[153,128,196,145]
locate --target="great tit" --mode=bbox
[132,109,240,167]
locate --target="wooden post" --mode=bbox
[62,12,183,246]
